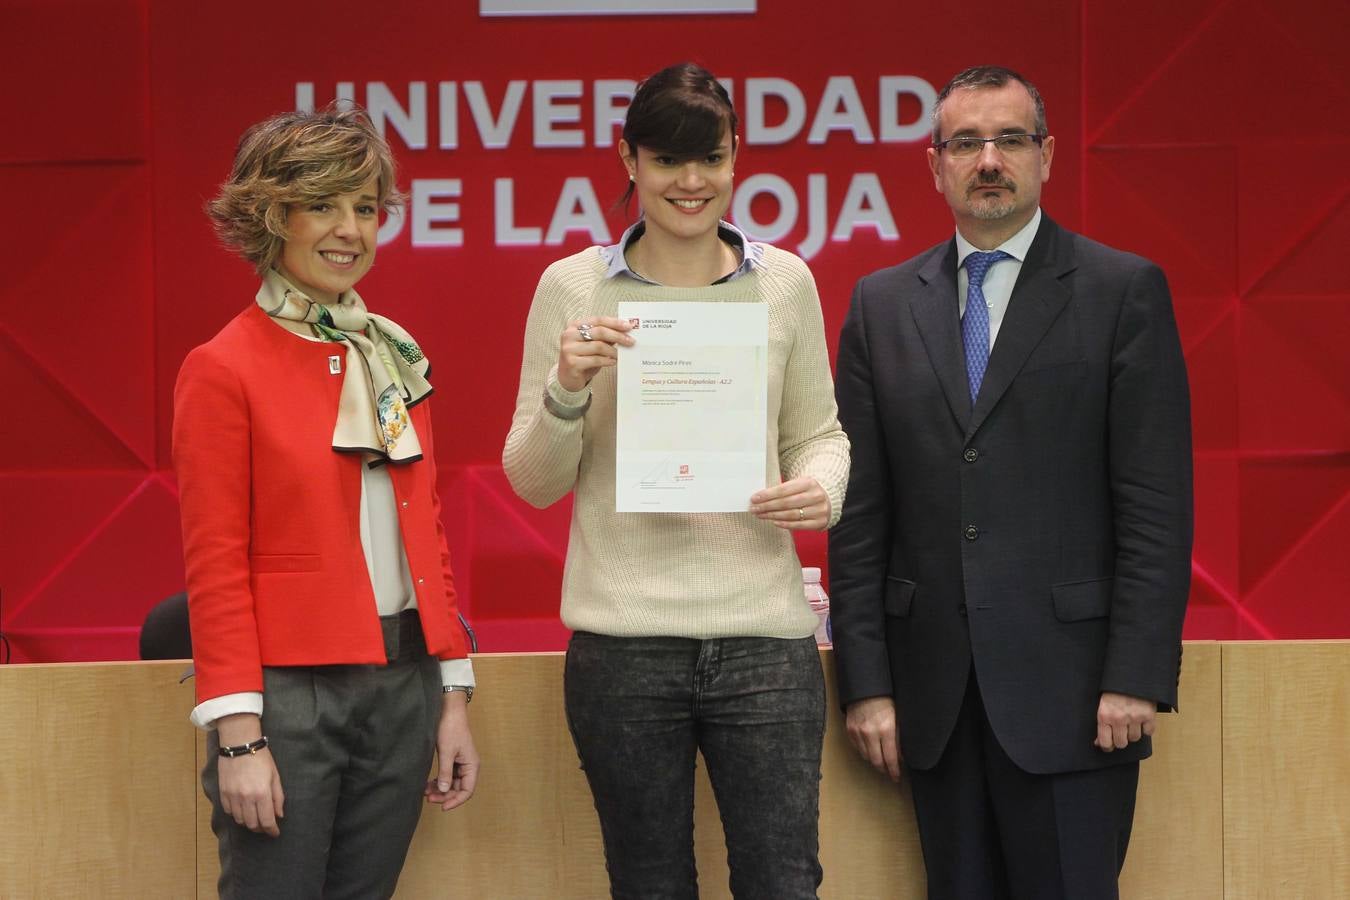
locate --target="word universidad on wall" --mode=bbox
[297,75,937,260]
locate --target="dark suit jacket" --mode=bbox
[829,215,1193,775]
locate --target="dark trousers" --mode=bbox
[564,631,826,900]
[907,669,1139,900]
[203,611,442,900]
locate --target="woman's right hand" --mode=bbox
[216,714,285,838]
[557,316,635,393]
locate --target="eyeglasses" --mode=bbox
[934,134,1045,158]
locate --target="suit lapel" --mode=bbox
[909,240,971,430]
[967,217,1076,439]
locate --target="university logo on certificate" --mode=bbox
[615,301,768,513]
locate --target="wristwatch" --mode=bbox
[443,684,474,703]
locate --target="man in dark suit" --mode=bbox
[829,65,1193,899]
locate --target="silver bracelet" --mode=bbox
[542,386,592,420]
[442,684,474,702]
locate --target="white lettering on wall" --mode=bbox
[834,173,899,240]
[296,75,936,149]
[533,80,585,148]
[464,80,526,149]
[293,75,926,255]
[545,177,610,245]
[367,82,428,150]
[494,178,543,245]
[797,174,829,260]
[732,174,798,244]
[879,76,936,143]
[744,78,806,145]
[808,76,874,144]
[412,179,463,247]
[438,81,458,149]
[378,207,404,245]
[593,79,635,148]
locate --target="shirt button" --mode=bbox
[964,525,979,541]
[963,448,979,463]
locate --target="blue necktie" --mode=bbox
[961,250,1011,403]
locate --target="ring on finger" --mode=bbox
[578,323,594,342]
[797,508,805,521]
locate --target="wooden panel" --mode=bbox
[816,657,926,899]
[188,647,1230,899]
[395,653,610,898]
[399,650,922,898]
[196,732,215,898]
[6,643,1344,898]
[0,661,197,899]
[196,654,613,899]
[685,653,924,899]
[1121,642,1224,899]
[1223,642,1350,899]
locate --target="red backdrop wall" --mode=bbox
[2,0,1347,662]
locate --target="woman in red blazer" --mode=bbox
[173,105,478,899]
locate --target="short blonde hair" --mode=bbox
[208,104,406,275]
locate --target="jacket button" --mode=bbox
[417,577,425,585]
[964,525,979,541]
[958,603,968,617]
[401,500,409,509]
[963,448,978,463]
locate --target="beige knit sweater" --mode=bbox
[503,244,850,639]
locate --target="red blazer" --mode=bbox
[173,304,468,703]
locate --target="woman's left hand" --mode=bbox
[750,477,831,531]
[424,693,479,811]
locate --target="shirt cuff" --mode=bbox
[190,691,264,731]
[440,657,475,689]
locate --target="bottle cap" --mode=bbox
[802,567,822,582]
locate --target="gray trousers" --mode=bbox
[203,611,441,900]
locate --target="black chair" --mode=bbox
[139,591,193,660]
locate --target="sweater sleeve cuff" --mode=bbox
[440,657,476,689]
[545,366,592,408]
[190,691,264,731]
[823,475,847,529]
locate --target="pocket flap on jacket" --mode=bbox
[1051,576,1113,622]
[250,554,321,574]
[884,578,916,618]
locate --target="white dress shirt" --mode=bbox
[955,207,1043,349]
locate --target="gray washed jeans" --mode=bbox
[565,631,826,899]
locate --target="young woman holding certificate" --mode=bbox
[503,62,849,898]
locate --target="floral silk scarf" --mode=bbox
[256,269,431,464]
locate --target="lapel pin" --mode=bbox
[328,356,342,375]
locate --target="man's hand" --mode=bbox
[845,696,901,782]
[1095,691,1157,752]
[425,692,479,810]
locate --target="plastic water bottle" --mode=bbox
[803,567,831,646]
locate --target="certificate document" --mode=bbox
[615,301,768,512]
